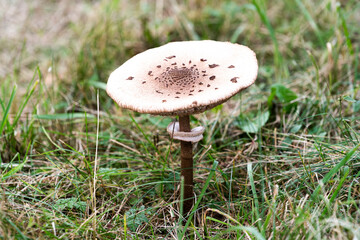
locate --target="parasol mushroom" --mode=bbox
[107,40,258,218]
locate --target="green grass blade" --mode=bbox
[179,176,184,221]
[248,162,264,236]
[251,0,286,79]
[311,143,360,201]
[337,5,354,55]
[0,153,19,173]
[11,79,39,131]
[179,160,218,239]
[0,84,17,135]
[348,170,360,202]
[294,0,324,46]
[41,126,65,152]
[19,178,46,195]
[129,114,159,155]
[10,67,40,132]
[307,50,320,99]
[1,142,30,180]
[205,208,266,239]
[1,155,25,180]
[329,166,349,204]
[34,113,95,120]
[4,217,30,240]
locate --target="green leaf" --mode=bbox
[355,101,360,112]
[268,84,298,112]
[272,84,297,103]
[290,124,302,133]
[125,206,149,232]
[237,111,269,133]
[343,95,356,102]
[54,198,87,212]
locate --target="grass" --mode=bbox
[1,0,360,239]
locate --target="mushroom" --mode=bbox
[107,40,258,218]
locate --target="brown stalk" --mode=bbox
[178,115,193,217]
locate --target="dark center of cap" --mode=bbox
[158,65,200,89]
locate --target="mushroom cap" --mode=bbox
[107,40,258,116]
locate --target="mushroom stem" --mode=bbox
[179,115,194,217]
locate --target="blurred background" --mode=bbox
[1,0,359,98]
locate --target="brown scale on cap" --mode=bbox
[209,64,219,68]
[231,77,239,83]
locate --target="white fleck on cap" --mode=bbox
[107,40,258,116]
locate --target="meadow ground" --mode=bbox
[0,0,359,239]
